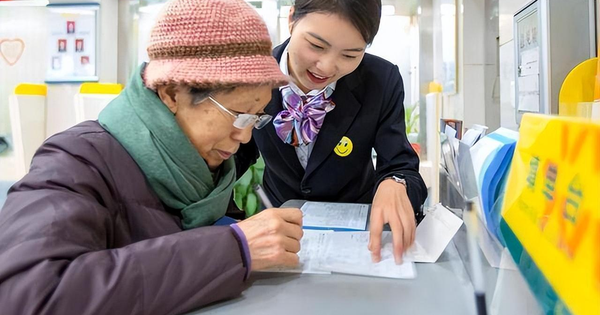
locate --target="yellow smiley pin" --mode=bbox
[334,136,353,157]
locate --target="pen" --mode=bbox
[465,200,487,315]
[253,184,274,209]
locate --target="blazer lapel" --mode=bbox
[263,90,304,176]
[304,76,362,178]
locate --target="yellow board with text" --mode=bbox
[501,114,600,315]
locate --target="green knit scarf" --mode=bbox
[99,64,235,229]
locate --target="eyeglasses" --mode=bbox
[207,96,272,130]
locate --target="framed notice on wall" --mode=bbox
[46,3,99,83]
[514,1,541,116]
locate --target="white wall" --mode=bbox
[442,0,464,122]
[0,6,48,180]
[368,15,417,108]
[460,0,501,130]
[0,6,47,136]
[439,0,502,131]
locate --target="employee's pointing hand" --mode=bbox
[368,179,415,264]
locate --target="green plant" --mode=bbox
[405,101,420,135]
[233,156,265,217]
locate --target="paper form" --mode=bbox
[316,232,417,279]
[260,230,332,274]
[300,202,369,231]
[261,204,461,278]
[519,48,539,76]
[517,75,540,112]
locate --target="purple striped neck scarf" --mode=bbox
[273,85,335,146]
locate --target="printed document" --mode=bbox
[261,230,332,274]
[317,232,417,279]
[301,202,369,231]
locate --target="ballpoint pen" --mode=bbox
[465,200,488,315]
[253,184,274,209]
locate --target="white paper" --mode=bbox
[518,75,539,92]
[301,202,369,230]
[461,128,484,147]
[260,230,332,274]
[317,232,417,279]
[404,203,464,263]
[519,48,539,76]
[441,138,461,189]
[518,76,540,112]
[444,125,457,139]
[471,124,489,134]
[262,204,462,279]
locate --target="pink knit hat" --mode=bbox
[144,0,288,90]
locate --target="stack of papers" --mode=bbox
[301,202,369,231]
[461,124,489,147]
[263,203,463,279]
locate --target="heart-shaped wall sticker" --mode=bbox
[0,38,25,66]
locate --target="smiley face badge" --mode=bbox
[334,136,353,157]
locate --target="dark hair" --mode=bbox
[291,0,382,45]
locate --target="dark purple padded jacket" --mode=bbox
[0,121,249,315]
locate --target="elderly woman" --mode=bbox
[0,0,302,314]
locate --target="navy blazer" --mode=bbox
[244,40,427,214]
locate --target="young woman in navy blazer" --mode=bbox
[241,0,427,264]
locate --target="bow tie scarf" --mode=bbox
[273,86,335,146]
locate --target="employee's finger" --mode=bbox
[388,213,405,264]
[368,213,384,263]
[400,212,416,252]
[399,201,416,250]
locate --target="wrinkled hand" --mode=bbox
[368,179,415,264]
[236,208,303,271]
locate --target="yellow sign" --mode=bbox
[334,136,353,157]
[501,114,600,315]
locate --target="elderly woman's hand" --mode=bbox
[236,208,303,271]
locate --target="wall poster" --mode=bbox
[46,4,99,83]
